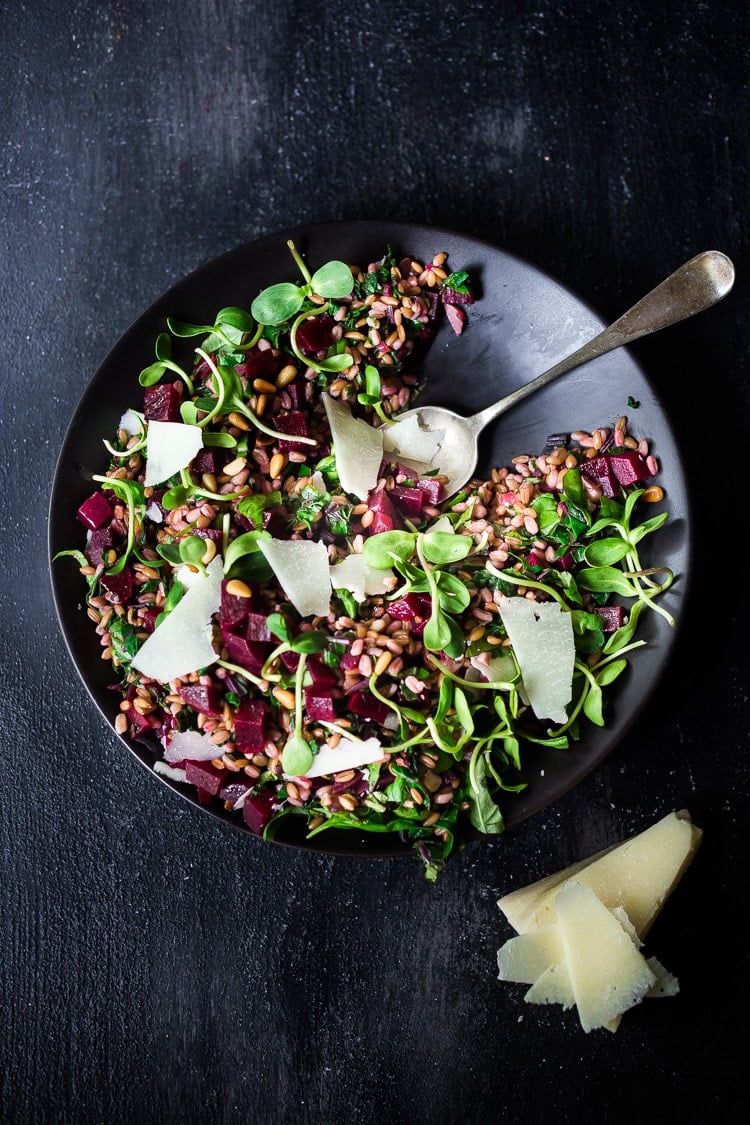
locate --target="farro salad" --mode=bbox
[55,241,675,880]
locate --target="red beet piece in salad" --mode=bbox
[143,382,182,422]
[275,411,311,451]
[367,488,403,534]
[295,314,335,357]
[185,760,225,797]
[76,490,113,530]
[242,788,276,835]
[178,683,224,717]
[234,698,269,753]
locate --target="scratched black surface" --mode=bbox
[1,3,748,1123]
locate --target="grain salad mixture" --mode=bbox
[56,242,675,880]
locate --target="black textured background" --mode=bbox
[2,3,748,1123]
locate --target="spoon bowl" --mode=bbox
[397,250,735,497]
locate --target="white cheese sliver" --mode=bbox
[497,809,702,939]
[144,420,203,486]
[524,961,575,1010]
[131,556,223,681]
[258,537,331,618]
[323,394,384,500]
[497,927,563,984]
[119,408,144,436]
[330,553,394,602]
[555,881,656,1033]
[304,736,386,778]
[163,729,222,763]
[498,597,574,723]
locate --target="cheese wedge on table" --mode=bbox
[498,809,702,940]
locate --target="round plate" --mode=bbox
[48,220,691,858]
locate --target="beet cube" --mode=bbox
[190,447,218,475]
[235,348,279,382]
[234,698,268,753]
[178,683,224,717]
[444,304,466,335]
[275,411,311,451]
[185,759,224,797]
[99,566,133,604]
[143,382,183,422]
[295,314,336,357]
[304,689,337,722]
[579,455,619,497]
[245,612,272,643]
[77,491,113,531]
[223,634,269,673]
[219,779,253,808]
[85,527,114,567]
[345,690,391,726]
[609,450,652,487]
[417,477,443,505]
[307,656,338,688]
[592,605,626,633]
[390,485,424,519]
[243,788,276,835]
[220,580,251,632]
[367,488,403,534]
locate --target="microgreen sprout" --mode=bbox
[139,332,194,395]
[250,240,354,326]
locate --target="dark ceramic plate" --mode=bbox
[48,220,690,858]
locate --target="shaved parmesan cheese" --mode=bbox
[119,408,144,436]
[304,735,386,778]
[498,809,702,939]
[153,761,187,784]
[497,927,562,984]
[144,420,203,487]
[258,537,331,618]
[382,413,444,468]
[524,962,575,1010]
[164,729,223,763]
[131,556,222,681]
[145,501,164,524]
[323,394,384,500]
[330,553,394,602]
[555,881,657,1032]
[497,597,574,723]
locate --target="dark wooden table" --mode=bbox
[2,3,748,1122]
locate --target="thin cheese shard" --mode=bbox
[497,597,574,723]
[323,394,384,500]
[498,809,702,939]
[144,420,203,486]
[555,881,656,1032]
[258,538,332,618]
[304,736,387,778]
[496,928,562,984]
[131,557,223,681]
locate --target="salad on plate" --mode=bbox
[55,240,675,879]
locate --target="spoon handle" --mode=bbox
[466,250,735,436]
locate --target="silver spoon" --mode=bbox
[395,250,735,498]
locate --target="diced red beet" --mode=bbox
[242,788,276,835]
[579,455,620,497]
[304,688,337,722]
[345,690,392,726]
[609,450,652,487]
[295,314,336,357]
[389,485,424,519]
[185,759,224,797]
[124,704,154,737]
[85,526,114,567]
[307,656,338,688]
[592,605,626,633]
[99,566,133,604]
[444,303,466,335]
[141,607,160,634]
[285,380,305,409]
[340,653,360,670]
[275,411,311,451]
[223,634,269,673]
[178,683,224,717]
[234,698,268,753]
[190,447,218,475]
[440,286,475,307]
[235,348,279,382]
[280,649,300,672]
[245,612,272,643]
[76,491,113,531]
[367,488,403,534]
[143,382,182,422]
[388,593,432,622]
[220,580,251,631]
[417,477,443,505]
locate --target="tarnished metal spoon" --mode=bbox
[396,250,735,498]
